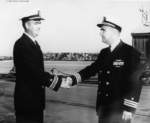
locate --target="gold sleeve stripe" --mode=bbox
[124,99,138,105]
[73,73,81,83]
[124,102,138,108]
[124,99,138,108]
[50,75,58,89]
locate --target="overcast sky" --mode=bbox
[0,0,150,56]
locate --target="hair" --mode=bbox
[22,20,28,31]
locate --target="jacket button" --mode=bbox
[106,70,110,74]
[106,82,110,85]
[99,71,102,74]
[106,94,109,96]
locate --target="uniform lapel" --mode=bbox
[23,34,43,59]
[111,41,124,56]
[23,34,37,49]
[103,47,113,67]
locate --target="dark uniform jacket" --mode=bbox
[78,41,142,117]
[13,34,61,113]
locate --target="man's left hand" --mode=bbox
[122,110,133,121]
[61,77,73,88]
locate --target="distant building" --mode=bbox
[133,6,150,62]
[132,32,150,62]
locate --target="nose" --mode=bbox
[99,30,103,36]
[37,25,41,31]
[38,27,41,30]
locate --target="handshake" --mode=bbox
[61,76,75,88]
[49,68,80,90]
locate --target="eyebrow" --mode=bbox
[34,21,41,24]
[100,28,105,31]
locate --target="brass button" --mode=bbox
[106,82,110,85]
[106,70,110,74]
[99,70,102,73]
[106,94,109,96]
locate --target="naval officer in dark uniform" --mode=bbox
[13,11,69,123]
[68,17,143,123]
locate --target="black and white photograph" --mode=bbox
[0,0,150,123]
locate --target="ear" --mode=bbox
[25,21,30,30]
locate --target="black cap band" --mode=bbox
[97,17,122,32]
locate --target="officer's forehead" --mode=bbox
[27,20,41,24]
[100,26,112,30]
[100,25,117,32]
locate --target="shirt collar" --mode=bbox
[24,32,36,42]
[110,39,121,52]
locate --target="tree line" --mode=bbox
[0,52,98,61]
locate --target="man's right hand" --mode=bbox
[60,77,73,88]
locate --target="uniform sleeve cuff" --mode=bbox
[70,73,82,86]
[73,73,82,83]
[122,98,139,112]
[49,75,62,91]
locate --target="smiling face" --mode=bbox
[25,20,41,38]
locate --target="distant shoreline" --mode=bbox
[0,52,98,61]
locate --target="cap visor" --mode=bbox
[97,24,104,28]
[29,18,45,21]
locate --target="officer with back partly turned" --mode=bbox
[67,16,143,123]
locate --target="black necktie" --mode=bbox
[108,46,111,53]
[34,40,39,47]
